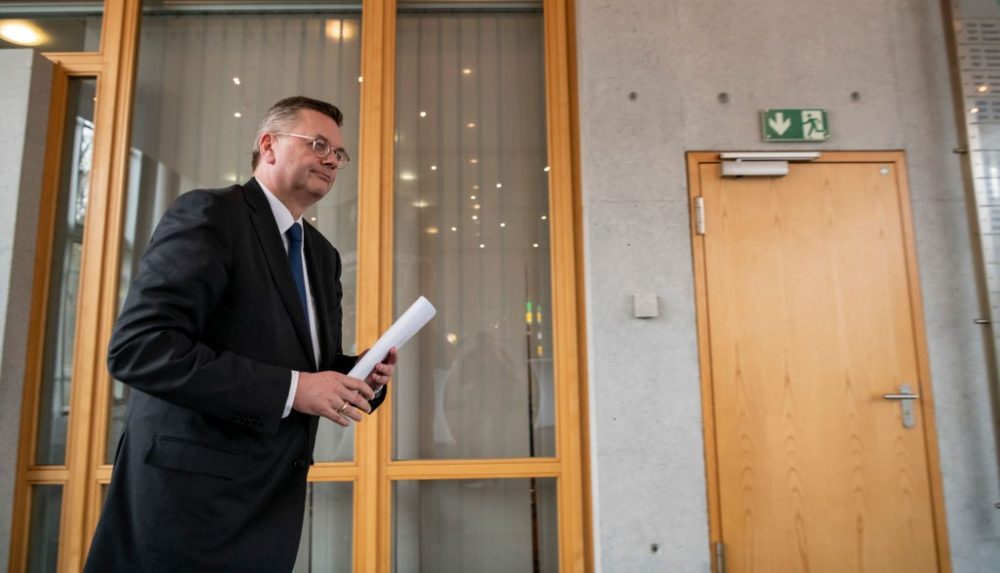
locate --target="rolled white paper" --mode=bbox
[348,296,436,380]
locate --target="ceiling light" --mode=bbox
[233,112,242,118]
[543,166,550,172]
[233,77,241,85]
[541,215,547,220]
[400,172,416,181]
[451,226,457,232]
[469,158,478,164]
[426,226,439,234]
[430,165,437,171]
[413,200,429,208]
[325,20,357,41]
[496,183,502,188]
[0,21,45,46]
[500,222,506,228]
[462,68,473,75]
[533,243,539,248]
[467,122,476,128]
[420,111,427,118]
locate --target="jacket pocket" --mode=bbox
[145,435,246,480]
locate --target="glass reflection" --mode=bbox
[292,482,353,573]
[26,484,63,573]
[393,478,558,572]
[393,5,554,460]
[0,1,102,52]
[36,77,95,466]
[108,4,363,464]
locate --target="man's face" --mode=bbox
[267,109,345,205]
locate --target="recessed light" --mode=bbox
[233,77,241,85]
[0,21,44,46]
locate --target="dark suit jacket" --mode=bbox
[85,179,382,572]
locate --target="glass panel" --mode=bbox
[292,481,353,572]
[392,3,554,460]
[36,77,95,466]
[393,478,558,572]
[0,1,101,52]
[26,484,63,573]
[108,1,363,464]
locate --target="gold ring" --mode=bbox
[338,402,350,414]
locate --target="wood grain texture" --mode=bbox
[695,154,943,573]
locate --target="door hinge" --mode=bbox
[714,541,726,573]
[695,196,706,235]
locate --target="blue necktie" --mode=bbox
[285,223,309,322]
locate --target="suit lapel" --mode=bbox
[243,179,317,368]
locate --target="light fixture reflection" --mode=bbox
[462,68,473,75]
[426,226,439,234]
[446,332,459,344]
[400,172,417,181]
[0,21,45,46]
[413,200,430,208]
[325,20,357,41]
[233,77,241,85]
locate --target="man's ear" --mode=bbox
[258,133,278,165]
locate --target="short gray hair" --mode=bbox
[251,96,344,170]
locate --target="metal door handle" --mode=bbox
[883,384,919,429]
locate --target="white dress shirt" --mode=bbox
[258,181,320,418]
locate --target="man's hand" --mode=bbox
[364,347,397,395]
[293,371,375,426]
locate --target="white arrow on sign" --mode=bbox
[768,112,791,135]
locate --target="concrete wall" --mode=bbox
[576,0,1000,571]
[0,49,53,571]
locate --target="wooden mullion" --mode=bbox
[542,0,588,570]
[83,0,142,549]
[9,63,71,573]
[356,0,397,571]
[57,0,142,570]
[386,459,563,480]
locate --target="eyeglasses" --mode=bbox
[274,132,350,168]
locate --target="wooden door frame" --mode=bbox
[686,150,952,572]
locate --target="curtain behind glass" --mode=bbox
[111,6,363,464]
[393,8,555,461]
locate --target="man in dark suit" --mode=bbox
[84,96,395,572]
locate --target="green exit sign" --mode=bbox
[760,109,830,142]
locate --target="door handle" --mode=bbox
[882,384,918,429]
[882,392,920,400]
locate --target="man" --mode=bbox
[84,96,395,572]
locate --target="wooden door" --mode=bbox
[689,152,949,573]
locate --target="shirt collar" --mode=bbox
[257,179,301,235]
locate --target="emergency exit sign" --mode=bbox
[760,109,830,141]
